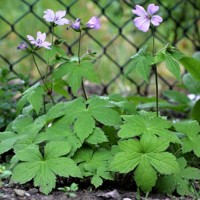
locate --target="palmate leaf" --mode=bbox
[110,134,179,192]
[180,56,200,81]
[54,61,99,95]
[157,157,200,196]
[12,142,82,195]
[126,46,153,83]
[16,83,45,114]
[118,111,180,143]
[86,128,108,145]
[88,98,122,126]
[0,115,46,154]
[57,97,121,143]
[174,120,200,157]
[165,52,181,81]
[36,120,82,157]
[73,148,113,188]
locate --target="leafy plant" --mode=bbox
[11,142,82,194]
[58,183,79,198]
[110,134,179,192]
[157,157,200,196]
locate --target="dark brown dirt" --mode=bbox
[0,183,195,200]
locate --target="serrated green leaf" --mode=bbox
[118,112,180,143]
[174,120,200,157]
[44,141,71,159]
[79,62,99,83]
[46,102,66,121]
[27,87,45,114]
[163,90,190,104]
[134,156,157,192]
[165,52,181,81]
[191,99,200,122]
[74,148,112,187]
[157,157,200,196]
[16,146,42,161]
[89,98,122,126]
[53,79,69,98]
[12,161,41,183]
[33,162,56,195]
[74,112,95,142]
[182,73,200,94]
[110,135,179,192]
[12,141,82,195]
[86,128,108,144]
[0,132,20,154]
[126,47,153,82]
[47,157,82,178]
[148,152,179,174]
[91,175,103,188]
[180,56,200,81]
[12,115,33,133]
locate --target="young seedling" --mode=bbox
[58,183,79,198]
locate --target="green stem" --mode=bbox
[152,27,159,116]
[78,31,88,100]
[32,53,55,105]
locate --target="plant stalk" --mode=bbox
[32,53,55,105]
[78,31,88,100]
[152,27,159,116]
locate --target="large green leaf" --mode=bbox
[126,46,153,82]
[110,134,179,192]
[157,157,200,196]
[180,56,200,81]
[88,98,122,126]
[165,52,181,81]
[118,111,180,143]
[174,120,200,157]
[12,142,82,195]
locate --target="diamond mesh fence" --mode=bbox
[0,0,199,97]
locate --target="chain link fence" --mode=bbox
[0,0,200,97]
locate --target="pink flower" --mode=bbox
[132,4,163,32]
[43,9,70,25]
[86,16,101,30]
[27,32,51,49]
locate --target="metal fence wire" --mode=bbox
[0,0,200,97]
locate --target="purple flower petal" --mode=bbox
[17,41,28,50]
[134,17,150,32]
[132,5,147,17]
[27,35,35,42]
[37,32,46,42]
[43,9,55,22]
[43,9,70,25]
[147,4,159,15]
[55,10,66,19]
[151,15,163,26]
[132,4,162,32]
[27,32,51,49]
[56,18,70,25]
[41,41,51,49]
[86,16,101,30]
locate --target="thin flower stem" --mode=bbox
[152,27,159,116]
[78,31,88,100]
[50,25,54,93]
[32,53,55,105]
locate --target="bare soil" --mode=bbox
[0,182,194,200]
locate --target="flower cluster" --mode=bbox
[18,9,101,50]
[17,4,162,50]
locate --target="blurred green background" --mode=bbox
[0,0,199,95]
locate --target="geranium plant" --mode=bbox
[0,4,200,198]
